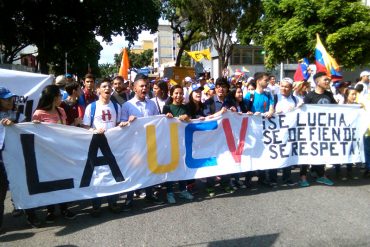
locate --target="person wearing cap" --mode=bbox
[333,81,351,104]
[355,71,370,97]
[0,87,42,230]
[301,72,336,186]
[183,76,193,104]
[65,73,74,83]
[270,77,303,187]
[120,73,164,210]
[55,75,68,100]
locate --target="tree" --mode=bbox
[114,49,154,69]
[258,0,370,69]
[161,0,203,67]
[0,0,161,74]
[237,0,264,46]
[190,0,243,77]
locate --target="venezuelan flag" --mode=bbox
[315,34,342,81]
[294,58,310,82]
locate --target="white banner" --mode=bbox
[0,69,53,148]
[3,105,369,209]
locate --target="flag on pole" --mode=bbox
[315,34,342,81]
[185,48,211,62]
[294,58,310,82]
[119,48,130,80]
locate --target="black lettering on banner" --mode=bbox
[291,142,298,156]
[340,142,348,155]
[297,113,305,127]
[328,113,336,126]
[267,116,277,130]
[272,130,282,144]
[343,128,351,141]
[278,143,289,158]
[318,112,326,126]
[263,130,272,144]
[20,134,74,195]
[278,115,288,129]
[352,128,356,141]
[350,142,355,155]
[269,145,278,159]
[297,127,306,141]
[329,142,339,156]
[288,128,296,142]
[299,142,308,156]
[339,113,347,127]
[320,142,329,155]
[322,127,330,141]
[80,134,125,188]
[311,142,319,155]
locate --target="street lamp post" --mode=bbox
[65,52,68,75]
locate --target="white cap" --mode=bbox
[55,75,66,86]
[184,76,192,82]
[360,71,370,77]
[247,77,254,83]
[282,77,293,84]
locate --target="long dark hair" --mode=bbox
[36,85,60,111]
[167,85,183,105]
[187,90,206,118]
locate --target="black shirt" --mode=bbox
[304,90,337,104]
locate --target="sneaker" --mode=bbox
[12,209,23,217]
[146,195,164,205]
[26,213,42,228]
[299,180,310,187]
[316,177,334,186]
[179,190,194,200]
[283,179,296,186]
[61,209,77,220]
[45,212,56,223]
[138,191,146,199]
[90,208,102,218]
[223,185,235,193]
[167,192,176,204]
[121,200,133,212]
[236,180,246,189]
[206,187,215,197]
[108,203,121,214]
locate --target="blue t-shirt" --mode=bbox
[243,91,274,113]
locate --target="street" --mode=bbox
[1,167,370,247]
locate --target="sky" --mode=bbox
[96,30,154,64]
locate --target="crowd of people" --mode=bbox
[0,69,369,232]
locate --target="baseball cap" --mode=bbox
[55,75,66,86]
[360,71,370,77]
[282,77,293,84]
[191,83,204,91]
[65,73,73,78]
[0,87,17,99]
[333,81,351,89]
[184,76,192,83]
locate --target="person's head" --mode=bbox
[112,76,125,93]
[334,81,351,95]
[345,87,358,104]
[360,71,370,83]
[65,81,82,98]
[280,77,293,97]
[215,77,230,99]
[0,87,17,111]
[134,73,149,101]
[254,72,270,89]
[96,78,112,100]
[355,84,364,94]
[247,81,256,92]
[293,80,310,94]
[313,72,331,91]
[232,87,244,103]
[169,85,184,105]
[184,76,193,87]
[55,75,66,89]
[153,80,168,99]
[37,85,62,111]
[65,73,74,83]
[84,73,95,91]
[269,75,276,85]
[198,76,207,86]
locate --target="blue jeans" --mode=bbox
[364,136,370,170]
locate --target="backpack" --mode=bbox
[89,101,119,127]
[273,94,297,108]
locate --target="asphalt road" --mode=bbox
[1,167,370,247]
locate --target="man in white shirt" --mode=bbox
[120,74,164,210]
[82,78,127,217]
[267,75,279,95]
[355,71,370,96]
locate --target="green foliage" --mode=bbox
[255,0,370,69]
[114,49,154,69]
[99,63,118,78]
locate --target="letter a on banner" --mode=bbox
[146,123,180,174]
[80,134,125,187]
[222,118,248,163]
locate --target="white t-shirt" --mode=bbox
[150,97,167,114]
[83,100,121,130]
[267,84,279,95]
[275,94,302,113]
